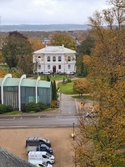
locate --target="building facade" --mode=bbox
[33,45,76,74]
[0,74,52,111]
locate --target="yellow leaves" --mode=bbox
[83,55,91,66]
[0,68,7,77]
[51,32,76,50]
[73,78,89,94]
[29,37,45,51]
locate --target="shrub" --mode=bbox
[37,102,47,111]
[50,100,57,108]
[0,104,6,114]
[67,77,71,83]
[26,102,38,112]
[5,105,14,112]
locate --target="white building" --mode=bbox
[33,45,76,74]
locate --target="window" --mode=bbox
[53,56,56,61]
[48,65,50,69]
[38,65,41,69]
[42,155,47,158]
[47,56,50,62]
[68,64,70,69]
[59,65,61,69]
[37,56,41,62]
[68,56,71,61]
[58,56,61,61]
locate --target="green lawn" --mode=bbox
[4,111,23,115]
[40,74,72,81]
[58,81,77,95]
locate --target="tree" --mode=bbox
[0,68,7,77]
[29,37,45,51]
[76,35,94,76]
[0,51,4,63]
[73,78,89,96]
[74,0,125,166]
[2,31,33,74]
[77,35,95,55]
[51,33,76,50]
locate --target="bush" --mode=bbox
[50,100,57,108]
[37,102,47,111]
[0,104,6,114]
[67,77,71,83]
[26,102,39,112]
[5,105,14,112]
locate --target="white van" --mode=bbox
[37,162,53,167]
[28,151,55,164]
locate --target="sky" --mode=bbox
[0,0,109,25]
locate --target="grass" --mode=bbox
[4,111,23,115]
[40,74,72,81]
[58,81,77,94]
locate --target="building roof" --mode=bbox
[21,78,36,87]
[38,80,51,88]
[0,78,3,85]
[33,45,76,54]
[0,147,35,167]
[0,75,51,88]
[3,78,20,86]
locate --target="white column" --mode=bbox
[36,76,40,103]
[1,74,12,104]
[18,74,26,111]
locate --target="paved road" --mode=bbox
[59,93,77,115]
[0,115,78,127]
[0,93,79,127]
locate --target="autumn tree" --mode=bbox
[29,37,45,51]
[2,31,33,74]
[73,78,89,96]
[51,32,76,50]
[0,68,7,78]
[0,51,4,63]
[74,0,125,166]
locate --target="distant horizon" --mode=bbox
[0,24,89,32]
[1,23,87,26]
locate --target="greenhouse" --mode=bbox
[0,74,52,112]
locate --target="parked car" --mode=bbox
[40,144,53,154]
[84,111,97,117]
[26,137,51,148]
[43,72,50,75]
[66,71,75,75]
[36,162,53,167]
[28,151,55,164]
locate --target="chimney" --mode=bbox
[62,44,64,49]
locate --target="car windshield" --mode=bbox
[40,138,48,142]
[46,152,51,157]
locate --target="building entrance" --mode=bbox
[53,66,56,73]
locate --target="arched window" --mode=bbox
[58,56,61,62]
[53,56,56,62]
[47,56,50,62]
[37,56,41,61]
[68,56,71,61]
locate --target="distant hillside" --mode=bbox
[0,24,89,32]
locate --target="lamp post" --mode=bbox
[72,123,75,140]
